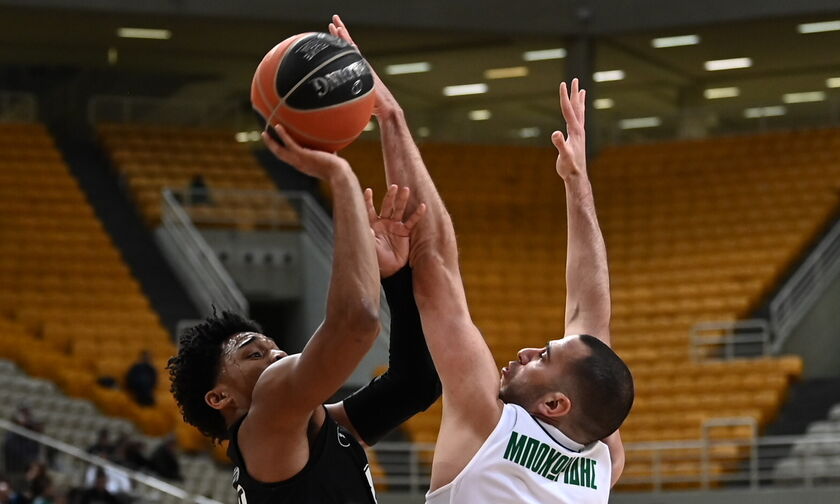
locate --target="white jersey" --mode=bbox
[426,403,611,504]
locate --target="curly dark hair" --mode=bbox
[167,310,263,442]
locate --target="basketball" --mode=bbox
[251,32,376,152]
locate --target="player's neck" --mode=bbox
[532,413,588,449]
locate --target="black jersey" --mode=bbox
[228,408,377,504]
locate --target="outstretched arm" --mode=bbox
[331,15,503,491]
[327,187,441,446]
[330,14,501,421]
[554,79,611,343]
[552,79,623,485]
[246,124,380,429]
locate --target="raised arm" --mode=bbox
[330,15,501,422]
[555,79,611,343]
[552,79,623,485]
[248,124,380,421]
[327,186,441,445]
[330,15,504,492]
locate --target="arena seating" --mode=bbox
[339,128,840,486]
[0,122,204,447]
[97,123,298,229]
[0,358,235,503]
[773,402,840,484]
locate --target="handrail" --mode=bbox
[168,188,391,340]
[371,426,840,494]
[770,216,840,353]
[0,91,38,122]
[690,319,771,361]
[161,188,249,316]
[0,419,220,504]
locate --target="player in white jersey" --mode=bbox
[331,16,634,504]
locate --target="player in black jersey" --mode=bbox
[167,123,439,504]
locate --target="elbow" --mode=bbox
[419,376,442,411]
[329,297,381,342]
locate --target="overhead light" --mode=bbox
[484,66,529,79]
[783,91,826,104]
[705,57,752,71]
[619,117,661,129]
[235,130,261,143]
[363,121,376,131]
[797,20,840,34]
[443,83,488,96]
[594,70,625,82]
[107,47,118,65]
[828,77,840,88]
[417,126,431,138]
[744,106,786,118]
[517,127,541,138]
[385,62,431,75]
[704,87,740,99]
[594,98,614,109]
[117,27,172,40]
[652,35,700,48]
[469,109,492,121]
[522,48,566,61]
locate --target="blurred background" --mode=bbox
[0,1,839,503]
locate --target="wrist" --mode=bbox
[563,174,593,198]
[325,160,353,184]
[375,104,404,123]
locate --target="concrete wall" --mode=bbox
[298,233,389,387]
[202,229,301,301]
[782,270,840,379]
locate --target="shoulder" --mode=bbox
[236,405,325,483]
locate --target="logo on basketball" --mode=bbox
[294,34,341,61]
[310,60,370,98]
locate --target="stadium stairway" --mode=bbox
[52,132,201,332]
[765,377,840,437]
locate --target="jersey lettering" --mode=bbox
[503,431,598,489]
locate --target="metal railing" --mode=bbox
[167,187,391,338]
[690,319,772,361]
[161,188,249,316]
[0,91,38,122]
[371,427,840,495]
[365,442,435,495]
[87,95,255,130]
[770,216,840,354]
[0,419,219,504]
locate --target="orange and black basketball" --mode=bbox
[251,32,376,152]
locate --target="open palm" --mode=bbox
[365,185,426,278]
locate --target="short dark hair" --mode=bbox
[569,334,634,444]
[167,310,263,442]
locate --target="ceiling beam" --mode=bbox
[1,0,839,36]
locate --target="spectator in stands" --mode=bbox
[82,465,130,500]
[84,440,132,498]
[121,438,148,472]
[0,478,15,504]
[86,430,113,458]
[148,436,181,481]
[188,174,211,205]
[3,406,42,491]
[124,351,157,407]
[10,462,50,504]
[77,469,118,504]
